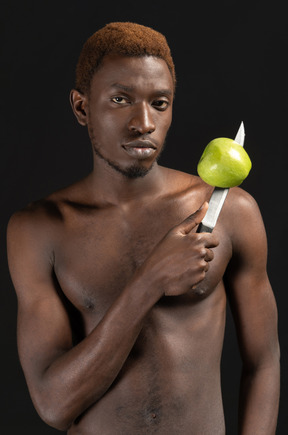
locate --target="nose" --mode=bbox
[128,102,156,134]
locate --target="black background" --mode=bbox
[1,1,287,433]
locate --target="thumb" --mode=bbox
[179,202,209,234]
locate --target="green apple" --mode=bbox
[197,137,252,188]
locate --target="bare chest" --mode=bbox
[53,203,175,313]
[53,199,231,329]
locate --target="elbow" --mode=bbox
[242,349,281,376]
[32,393,75,431]
[38,406,73,431]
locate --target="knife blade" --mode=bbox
[197,122,245,233]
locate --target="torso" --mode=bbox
[35,168,233,434]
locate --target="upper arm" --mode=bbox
[224,189,280,369]
[7,208,73,393]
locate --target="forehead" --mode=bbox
[89,55,174,96]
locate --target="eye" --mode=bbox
[152,99,169,111]
[111,96,129,105]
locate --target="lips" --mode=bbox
[122,140,157,160]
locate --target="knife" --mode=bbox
[197,122,245,233]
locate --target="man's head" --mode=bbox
[71,23,175,180]
[75,22,176,95]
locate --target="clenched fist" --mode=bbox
[139,202,219,297]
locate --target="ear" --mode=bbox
[70,89,88,126]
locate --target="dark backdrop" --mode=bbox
[1,1,287,433]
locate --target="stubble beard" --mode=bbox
[93,145,152,179]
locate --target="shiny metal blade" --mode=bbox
[234,121,245,147]
[197,122,245,233]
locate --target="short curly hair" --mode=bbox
[75,22,176,94]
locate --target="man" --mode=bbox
[7,22,280,434]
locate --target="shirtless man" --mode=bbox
[7,22,280,434]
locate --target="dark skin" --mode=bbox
[7,55,280,434]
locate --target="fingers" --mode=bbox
[194,232,219,251]
[204,247,214,263]
[178,202,209,235]
[200,247,214,274]
[191,251,210,289]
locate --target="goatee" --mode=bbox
[93,146,152,179]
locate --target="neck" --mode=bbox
[87,160,165,205]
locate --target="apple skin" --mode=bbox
[197,137,252,188]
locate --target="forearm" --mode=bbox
[32,275,161,430]
[238,361,280,435]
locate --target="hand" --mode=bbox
[139,202,219,297]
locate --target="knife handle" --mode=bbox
[197,223,213,233]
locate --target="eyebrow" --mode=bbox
[111,83,134,92]
[111,83,173,97]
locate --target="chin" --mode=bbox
[115,163,152,179]
[93,145,156,179]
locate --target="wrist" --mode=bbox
[126,267,164,307]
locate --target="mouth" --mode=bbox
[122,140,157,160]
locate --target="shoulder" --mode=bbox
[8,196,62,239]
[7,177,88,235]
[220,187,267,258]
[226,186,259,210]
[223,187,264,232]
[7,182,77,256]
[6,186,80,289]
[7,201,61,276]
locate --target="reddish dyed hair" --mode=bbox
[75,22,176,94]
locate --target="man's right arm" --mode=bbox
[7,203,216,431]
